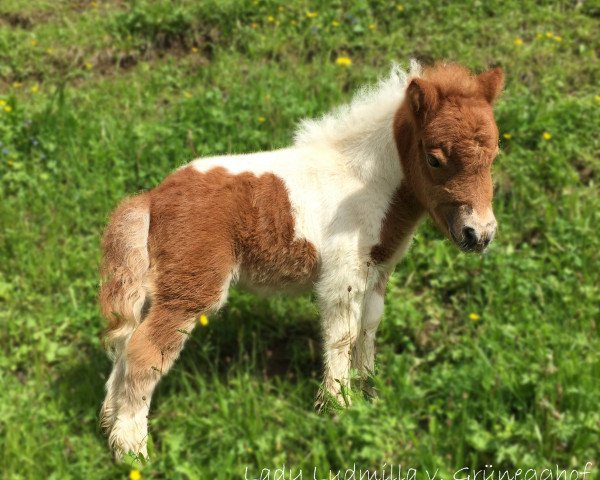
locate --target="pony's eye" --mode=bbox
[427,154,441,168]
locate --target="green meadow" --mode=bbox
[1,1,599,478]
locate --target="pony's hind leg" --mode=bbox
[100,318,143,437]
[107,305,198,460]
[100,343,129,437]
[106,256,235,460]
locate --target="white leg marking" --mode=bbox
[100,332,132,436]
[352,290,385,377]
[316,271,367,407]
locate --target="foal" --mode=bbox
[99,61,503,459]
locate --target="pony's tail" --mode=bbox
[99,193,151,359]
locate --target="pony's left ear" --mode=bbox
[406,78,439,125]
[477,67,504,104]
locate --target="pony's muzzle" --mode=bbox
[461,223,496,252]
[448,207,497,253]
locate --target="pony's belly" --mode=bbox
[235,227,320,296]
[235,267,316,297]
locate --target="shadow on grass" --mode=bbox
[53,340,112,440]
[165,295,323,386]
[55,294,322,441]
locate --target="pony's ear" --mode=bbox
[477,67,504,104]
[406,78,438,124]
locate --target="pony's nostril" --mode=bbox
[462,226,478,246]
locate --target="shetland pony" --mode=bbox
[99,60,503,459]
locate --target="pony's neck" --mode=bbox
[369,102,426,265]
[393,102,424,209]
[336,106,404,186]
[294,65,418,187]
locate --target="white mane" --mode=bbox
[294,60,422,148]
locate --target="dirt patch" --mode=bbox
[572,158,596,184]
[0,11,34,29]
[0,42,211,87]
[0,10,55,29]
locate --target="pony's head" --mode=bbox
[398,64,504,253]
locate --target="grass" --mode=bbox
[1,0,599,478]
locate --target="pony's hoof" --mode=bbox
[112,441,149,464]
[108,415,148,463]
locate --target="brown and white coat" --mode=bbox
[99,60,503,459]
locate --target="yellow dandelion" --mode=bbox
[542,131,552,141]
[514,37,523,46]
[183,91,193,99]
[331,20,340,27]
[469,312,480,322]
[595,95,600,103]
[368,23,377,30]
[396,4,405,12]
[278,6,284,12]
[503,133,512,140]
[554,35,562,42]
[199,314,209,326]
[4,105,12,113]
[545,31,554,38]
[0,99,6,107]
[12,81,22,89]
[46,48,55,55]
[84,62,92,70]
[335,56,352,67]
[258,116,266,123]
[31,84,39,93]
[7,159,14,167]
[30,38,38,47]
[90,1,98,8]
[191,47,198,53]
[267,15,275,23]
[306,11,318,18]
[129,470,141,480]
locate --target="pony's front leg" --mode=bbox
[352,272,388,383]
[316,283,363,409]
